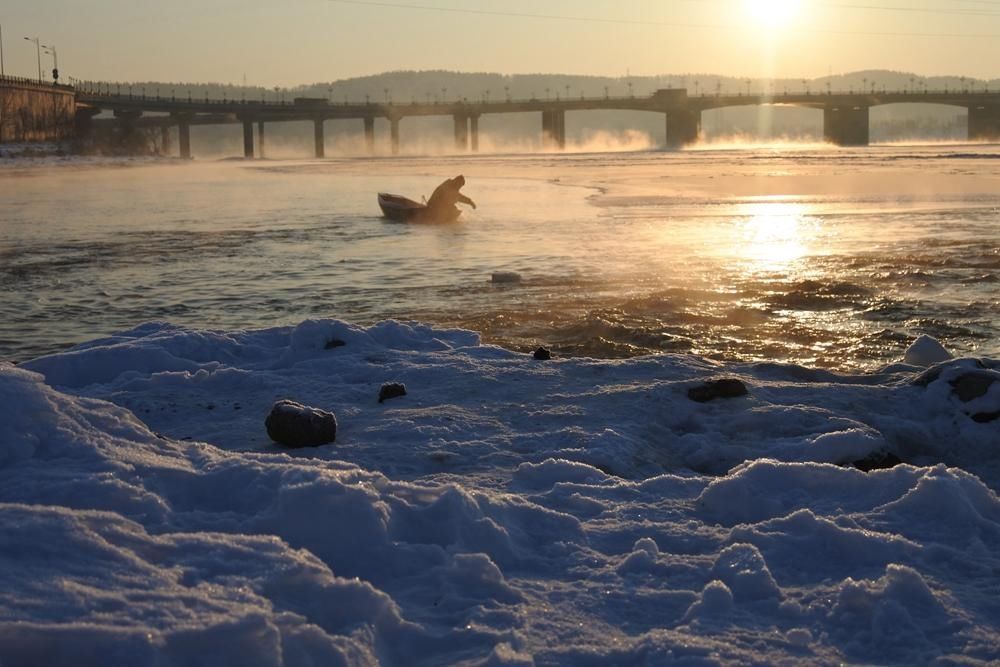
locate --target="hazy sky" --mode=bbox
[3,0,999,86]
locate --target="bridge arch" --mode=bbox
[869,102,972,143]
[699,104,824,143]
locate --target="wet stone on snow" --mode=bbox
[265,399,338,448]
[378,382,407,403]
[688,378,749,403]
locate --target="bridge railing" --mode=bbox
[0,74,74,91]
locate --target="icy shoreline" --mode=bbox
[3,318,1000,665]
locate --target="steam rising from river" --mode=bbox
[1,146,998,368]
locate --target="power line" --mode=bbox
[817,1,1000,18]
[685,0,1000,19]
[327,0,1000,38]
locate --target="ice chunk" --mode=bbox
[903,335,952,368]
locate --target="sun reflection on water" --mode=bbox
[732,200,816,272]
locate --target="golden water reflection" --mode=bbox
[731,200,817,272]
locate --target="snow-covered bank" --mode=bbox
[3,319,1000,665]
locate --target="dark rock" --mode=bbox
[378,382,407,404]
[325,338,346,349]
[950,371,998,402]
[688,379,749,403]
[265,400,338,448]
[852,452,904,472]
[533,347,552,361]
[972,411,1000,424]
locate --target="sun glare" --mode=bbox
[733,201,814,271]
[743,0,803,28]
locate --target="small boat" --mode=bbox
[377,193,462,223]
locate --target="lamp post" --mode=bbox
[41,43,58,82]
[24,36,42,82]
[1,23,6,77]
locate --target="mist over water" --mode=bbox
[1,146,998,369]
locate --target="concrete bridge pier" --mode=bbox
[823,105,870,146]
[171,113,194,159]
[390,116,401,155]
[470,114,480,152]
[541,110,566,149]
[968,105,1000,141]
[258,122,265,159]
[314,119,326,158]
[241,118,255,159]
[454,114,469,151]
[74,107,101,144]
[160,126,171,155]
[364,117,375,154]
[179,124,191,159]
[665,110,700,149]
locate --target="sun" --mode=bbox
[743,0,803,28]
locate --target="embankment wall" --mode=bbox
[0,77,75,143]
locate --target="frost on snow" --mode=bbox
[3,320,999,665]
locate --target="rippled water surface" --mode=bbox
[2,147,998,368]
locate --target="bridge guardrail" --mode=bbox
[0,74,73,91]
[75,87,997,108]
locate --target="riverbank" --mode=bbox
[3,317,999,664]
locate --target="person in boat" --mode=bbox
[425,175,476,218]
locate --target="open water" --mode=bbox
[1,146,998,369]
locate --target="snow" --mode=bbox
[3,320,1000,665]
[904,334,954,368]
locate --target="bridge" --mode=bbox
[73,85,1000,158]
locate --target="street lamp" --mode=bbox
[1,23,6,77]
[23,36,42,82]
